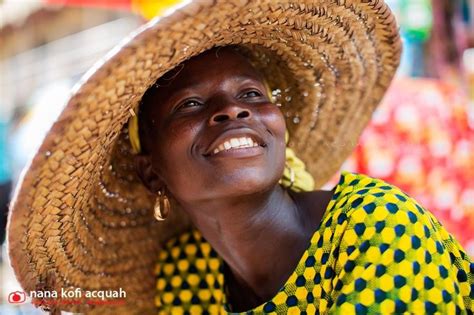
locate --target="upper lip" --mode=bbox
[203,126,266,156]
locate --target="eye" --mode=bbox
[175,99,203,112]
[239,89,263,99]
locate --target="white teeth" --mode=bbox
[239,138,252,146]
[230,138,240,147]
[211,136,260,155]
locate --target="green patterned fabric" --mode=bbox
[155,172,473,314]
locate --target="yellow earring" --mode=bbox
[154,189,171,221]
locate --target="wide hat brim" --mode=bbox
[7,0,401,313]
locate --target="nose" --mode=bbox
[208,101,252,126]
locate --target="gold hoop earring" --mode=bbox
[286,163,295,188]
[154,189,171,221]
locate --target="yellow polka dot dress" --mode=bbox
[155,172,474,314]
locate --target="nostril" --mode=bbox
[237,111,250,119]
[213,114,229,123]
[210,108,251,124]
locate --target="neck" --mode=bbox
[176,184,313,299]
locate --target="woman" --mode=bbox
[135,47,337,311]
[7,1,472,314]
[133,46,473,314]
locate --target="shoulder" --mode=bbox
[327,172,473,278]
[332,171,434,229]
[326,172,473,313]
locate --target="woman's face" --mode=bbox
[140,47,286,203]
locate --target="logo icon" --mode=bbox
[8,291,26,304]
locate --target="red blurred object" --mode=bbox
[345,78,474,256]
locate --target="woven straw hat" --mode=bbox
[7,0,401,313]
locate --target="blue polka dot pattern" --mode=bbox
[155,172,473,314]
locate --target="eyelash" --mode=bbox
[175,99,203,112]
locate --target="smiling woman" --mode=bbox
[6,1,473,315]
[134,48,287,203]
[132,48,473,314]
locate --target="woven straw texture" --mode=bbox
[7,0,401,313]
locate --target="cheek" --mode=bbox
[268,108,287,173]
[260,106,287,144]
[256,105,287,173]
[149,119,201,181]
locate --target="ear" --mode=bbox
[134,154,163,194]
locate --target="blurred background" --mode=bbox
[0,0,473,313]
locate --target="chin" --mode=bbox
[212,167,282,197]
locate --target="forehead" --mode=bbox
[155,47,265,90]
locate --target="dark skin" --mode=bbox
[135,47,334,311]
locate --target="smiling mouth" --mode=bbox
[205,136,266,157]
